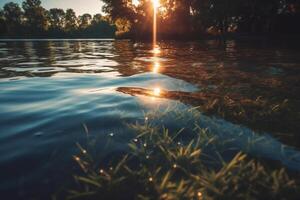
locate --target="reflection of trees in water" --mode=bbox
[113,40,300,147]
[111,41,152,76]
[0,41,118,78]
[0,40,299,148]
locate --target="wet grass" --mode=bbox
[65,109,300,200]
[117,85,300,148]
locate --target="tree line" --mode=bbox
[1,0,299,39]
[102,0,300,39]
[0,0,116,38]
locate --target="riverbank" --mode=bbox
[2,33,300,42]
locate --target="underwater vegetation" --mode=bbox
[66,108,300,200]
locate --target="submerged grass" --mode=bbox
[117,86,300,147]
[66,108,300,200]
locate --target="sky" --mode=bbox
[0,0,104,15]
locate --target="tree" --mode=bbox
[65,9,77,32]
[78,13,92,29]
[100,0,195,37]
[0,10,6,35]
[49,8,65,30]
[101,0,300,37]
[101,0,153,37]
[92,13,103,24]
[85,13,116,38]
[3,2,23,34]
[0,0,115,38]
[22,0,49,34]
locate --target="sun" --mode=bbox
[152,0,160,8]
[153,87,161,96]
[132,0,140,7]
[132,0,160,9]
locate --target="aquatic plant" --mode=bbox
[66,113,300,200]
[117,84,300,148]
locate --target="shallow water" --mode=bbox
[0,39,300,199]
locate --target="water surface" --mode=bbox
[0,39,300,199]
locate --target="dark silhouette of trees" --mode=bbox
[86,14,116,37]
[49,8,65,32]
[65,9,77,33]
[1,0,299,39]
[0,10,6,35]
[0,0,115,38]
[92,13,103,24]
[2,2,23,35]
[101,0,300,39]
[22,0,49,35]
[78,13,92,29]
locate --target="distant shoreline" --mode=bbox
[0,38,115,41]
[1,33,299,42]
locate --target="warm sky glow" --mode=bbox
[0,0,104,15]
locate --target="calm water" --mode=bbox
[0,39,300,199]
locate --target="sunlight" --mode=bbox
[132,0,140,7]
[153,87,161,96]
[152,46,161,54]
[152,0,160,9]
[152,0,160,48]
[153,62,160,73]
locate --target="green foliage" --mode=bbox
[2,2,22,34]
[65,9,77,32]
[67,115,300,200]
[1,0,299,38]
[78,14,92,29]
[22,0,48,32]
[49,8,65,30]
[0,0,115,38]
[101,0,300,38]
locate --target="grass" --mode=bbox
[64,108,300,200]
[117,85,300,148]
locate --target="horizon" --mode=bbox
[0,0,104,15]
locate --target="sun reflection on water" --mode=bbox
[153,62,160,73]
[152,46,161,54]
[151,43,161,73]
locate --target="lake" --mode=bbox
[0,39,300,199]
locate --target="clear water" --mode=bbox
[0,39,299,199]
